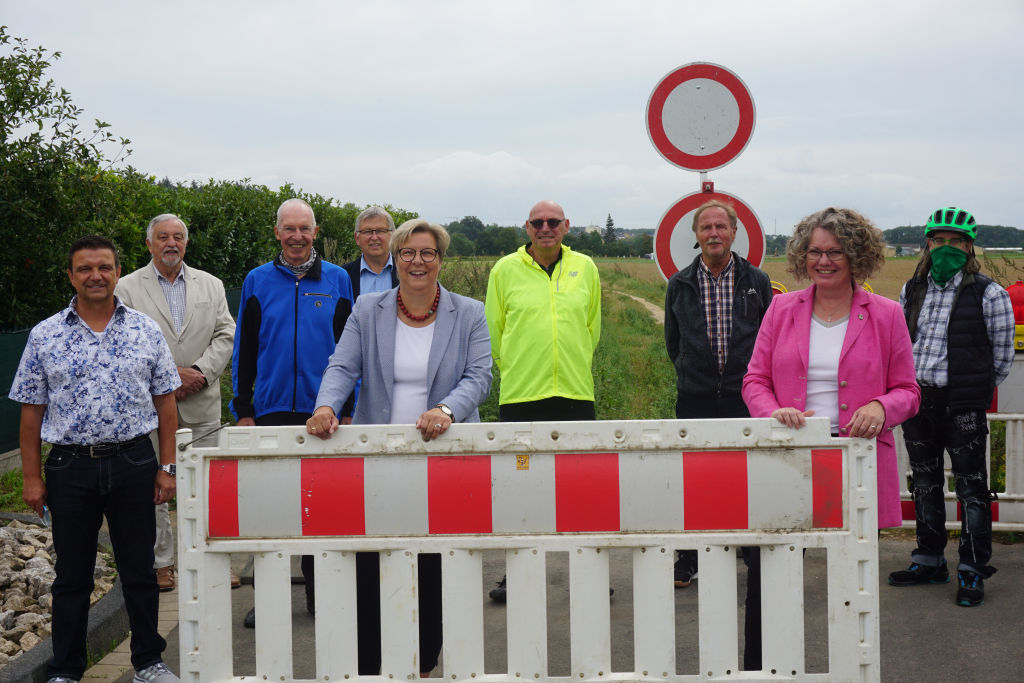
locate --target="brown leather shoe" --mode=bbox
[156,565,176,592]
[230,570,241,589]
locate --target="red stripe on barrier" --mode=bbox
[683,451,748,529]
[208,459,239,537]
[555,453,620,531]
[812,449,843,528]
[901,499,915,521]
[428,456,492,534]
[301,457,365,535]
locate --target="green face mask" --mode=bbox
[929,245,968,286]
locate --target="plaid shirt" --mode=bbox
[697,256,735,374]
[154,262,187,332]
[900,270,1015,387]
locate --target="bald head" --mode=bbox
[525,200,570,263]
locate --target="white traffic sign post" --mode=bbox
[647,62,764,281]
[654,190,765,281]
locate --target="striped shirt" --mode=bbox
[697,256,736,374]
[154,262,187,331]
[900,270,1015,387]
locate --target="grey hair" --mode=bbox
[276,198,316,226]
[146,214,189,242]
[391,219,451,261]
[355,206,396,234]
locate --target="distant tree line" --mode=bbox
[445,215,654,258]
[883,225,1024,248]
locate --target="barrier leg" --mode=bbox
[507,548,547,679]
[759,543,805,676]
[179,551,232,682]
[253,551,294,679]
[380,548,419,678]
[569,546,611,679]
[442,548,485,679]
[632,545,674,678]
[314,551,359,679]
[697,544,739,676]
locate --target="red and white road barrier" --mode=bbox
[177,418,880,682]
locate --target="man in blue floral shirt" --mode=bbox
[9,235,182,683]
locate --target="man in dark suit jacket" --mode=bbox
[343,206,399,299]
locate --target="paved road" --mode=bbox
[134,531,1024,682]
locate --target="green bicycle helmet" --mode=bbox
[925,206,977,240]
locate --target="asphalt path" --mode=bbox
[131,531,1024,682]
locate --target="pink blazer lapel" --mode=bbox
[839,287,871,365]
[794,286,814,375]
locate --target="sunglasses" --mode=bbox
[529,218,563,229]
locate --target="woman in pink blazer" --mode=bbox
[742,208,920,527]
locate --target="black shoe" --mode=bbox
[674,560,696,588]
[489,576,507,603]
[243,606,255,628]
[956,570,985,606]
[888,560,949,586]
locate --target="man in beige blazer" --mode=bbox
[116,213,236,592]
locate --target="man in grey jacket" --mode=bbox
[116,213,236,593]
[664,199,772,670]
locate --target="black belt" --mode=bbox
[53,433,150,459]
[919,384,948,401]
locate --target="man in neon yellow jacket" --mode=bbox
[485,200,602,420]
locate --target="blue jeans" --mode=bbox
[903,392,994,574]
[45,439,166,679]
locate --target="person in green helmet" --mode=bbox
[888,207,1014,607]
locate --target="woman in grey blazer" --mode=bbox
[306,218,492,676]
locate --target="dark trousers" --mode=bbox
[45,440,165,679]
[298,552,443,675]
[903,391,993,574]
[675,392,761,670]
[499,396,596,422]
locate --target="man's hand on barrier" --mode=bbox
[772,407,815,429]
[307,406,339,440]
[847,400,886,439]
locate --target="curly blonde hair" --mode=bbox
[786,207,886,282]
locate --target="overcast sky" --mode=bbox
[5,0,1022,235]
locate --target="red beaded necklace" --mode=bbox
[397,285,440,322]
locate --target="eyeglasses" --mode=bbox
[357,229,391,237]
[807,248,846,261]
[397,247,439,262]
[278,225,315,236]
[529,218,563,229]
[929,236,968,247]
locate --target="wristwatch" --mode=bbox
[160,464,177,476]
[436,404,454,421]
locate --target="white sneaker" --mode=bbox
[133,661,179,682]
[46,678,80,683]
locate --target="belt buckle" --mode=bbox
[90,444,109,458]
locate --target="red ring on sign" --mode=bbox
[654,191,765,281]
[647,63,755,171]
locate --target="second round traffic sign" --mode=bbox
[654,191,765,282]
[646,62,756,172]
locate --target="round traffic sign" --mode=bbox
[646,62,756,171]
[654,191,765,281]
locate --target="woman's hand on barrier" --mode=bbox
[416,407,453,442]
[847,400,886,439]
[771,407,815,429]
[306,406,339,440]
